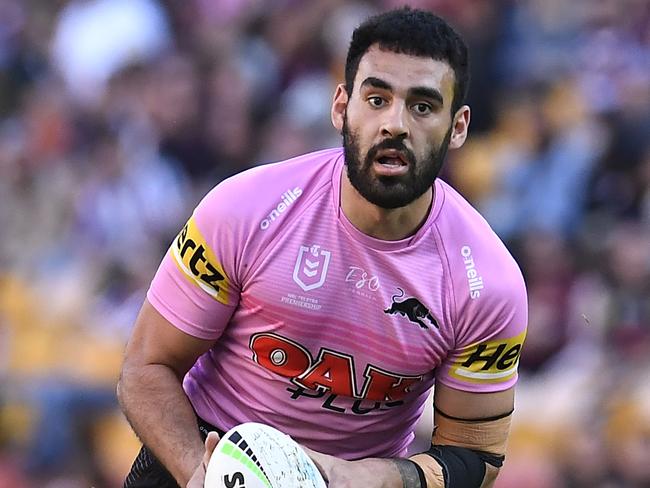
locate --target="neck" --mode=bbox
[340,169,433,241]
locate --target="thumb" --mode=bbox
[203,431,221,466]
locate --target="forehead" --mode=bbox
[355,45,455,101]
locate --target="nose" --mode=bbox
[380,103,409,139]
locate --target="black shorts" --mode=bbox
[123,416,225,488]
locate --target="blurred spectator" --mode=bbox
[51,0,171,105]
[517,231,575,372]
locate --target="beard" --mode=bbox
[342,116,452,209]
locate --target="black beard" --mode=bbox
[342,117,452,209]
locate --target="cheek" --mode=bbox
[411,133,436,158]
[348,103,379,136]
[419,123,450,153]
[347,118,372,150]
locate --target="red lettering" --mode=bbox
[250,333,311,378]
[297,350,355,397]
[250,333,424,402]
[361,366,422,401]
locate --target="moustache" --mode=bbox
[366,139,416,166]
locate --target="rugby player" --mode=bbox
[118,7,528,488]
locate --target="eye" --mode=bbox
[412,103,432,115]
[367,96,386,108]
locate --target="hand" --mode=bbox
[303,447,402,488]
[187,431,220,488]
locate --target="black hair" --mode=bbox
[344,7,469,114]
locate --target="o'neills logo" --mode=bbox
[260,187,303,230]
[461,246,484,299]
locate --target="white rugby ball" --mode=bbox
[204,422,327,488]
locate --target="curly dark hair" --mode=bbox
[345,7,469,114]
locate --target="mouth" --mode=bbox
[375,149,408,168]
[372,149,409,177]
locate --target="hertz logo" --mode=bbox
[171,217,231,305]
[449,330,526,384]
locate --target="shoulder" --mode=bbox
[171,148,343,288]
[194,147,343,234]
[433,179,527,330]
[432,184,527,392]
[435,178,524,287]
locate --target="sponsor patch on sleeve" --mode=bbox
[449,330,526,384]
[171,216,231,305]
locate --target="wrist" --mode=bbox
[176,446,206,486]
[354,458,405,488]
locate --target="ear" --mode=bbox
[448,105,471,150]
[331,84,348,134]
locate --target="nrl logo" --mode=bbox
[293,244,331,291]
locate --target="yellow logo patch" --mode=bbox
[450,330,526,384]
[171,217,231,305]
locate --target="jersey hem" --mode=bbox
[434,375,518,394]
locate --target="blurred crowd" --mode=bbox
[0,0,648,486]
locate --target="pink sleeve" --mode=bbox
[436,244,528,393]
[146,184,243,340]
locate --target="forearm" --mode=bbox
[355,458,416,487]
[117,363,204,486]
[409,407,513,488]
[310,455,425,488]
[324,442,503,488]
[356,451,498,488]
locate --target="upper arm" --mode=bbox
[138,179,250,345]
[121,182,250,377]
[122,298,216,379]
[410,384,514,488]
[434,383,514,420]
[436,275,527,395]
[430,383,514,466]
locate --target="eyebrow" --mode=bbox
[360,76,393,91]
[360,77,444,106]
[408,86,444,106]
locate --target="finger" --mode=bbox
[203,431,221,466]
[205,431,220,452]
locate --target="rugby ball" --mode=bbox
[204,422,326,488]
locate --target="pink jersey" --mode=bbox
[147,147,528,460]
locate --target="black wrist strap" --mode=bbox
[426,445,495,488]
